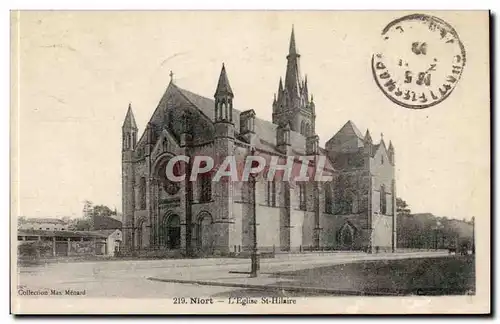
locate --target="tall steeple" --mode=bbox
[284,26,302,100]
[272,26,315,136]
[289,25,298,55]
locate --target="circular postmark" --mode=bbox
[372,14,466,109]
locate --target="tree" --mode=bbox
[82,200,93,219]
[18,216,26,228]
[396,197,411,216]
[74,218,92,231]
[92,205,116,218]
[75,201,118,231]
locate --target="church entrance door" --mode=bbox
[161,214,181,249]
[196,212,213,253]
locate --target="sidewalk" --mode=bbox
[147,251,450,295]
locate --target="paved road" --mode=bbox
[16,251,449,298]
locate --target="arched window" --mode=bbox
[305,123,310,136]
[380,185,387,214]
[139,177,147,210]
[300,120,305,135]
[339,222,355,249]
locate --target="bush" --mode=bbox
[18,241,52,258]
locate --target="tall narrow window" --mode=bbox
[266,180,277,207]
[299,183,307,211]
[380,185,387,214]
[139,177,146,210]
[324,183,333,214]
[200,174,212,202]
[271,180,276,207]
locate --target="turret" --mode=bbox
[122,103,138,152]
[212,63,236,252]
[121,103,137,249]
[214,63,234,124]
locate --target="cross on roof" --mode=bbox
[169,70,174,82]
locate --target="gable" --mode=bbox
[151,129,181,162]
[326,120,364,153]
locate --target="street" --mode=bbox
[17,251,450,298]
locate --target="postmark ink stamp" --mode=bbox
[372,14,466,109]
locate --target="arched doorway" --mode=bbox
[196,212,213,252]
[339,222,355,250]
[160,214,181,249]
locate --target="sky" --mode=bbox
[13,11,489,221]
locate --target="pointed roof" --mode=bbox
[122,103,137,130]
[364,129,372,143]
[379,133,386,149]
[388,140,394,151]
[285,27,302,98]
[214,63,233,97]
[289,26,298,55]
[325,120,365,153]
[338,120,364,139]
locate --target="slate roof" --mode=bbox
[93,215,122,231]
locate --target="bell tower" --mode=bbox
[272,26,315,136]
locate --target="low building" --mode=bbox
[18,218,69,231]
[89,229,122,256]
[17,229,107,257]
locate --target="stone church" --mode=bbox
[121,27,397,254]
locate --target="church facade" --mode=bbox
[121,28,397,255]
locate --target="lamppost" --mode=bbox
[250,148,260,278]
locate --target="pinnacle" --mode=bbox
[214,63,233,97]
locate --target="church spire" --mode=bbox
[214,63,233,97]
[289,25,298,56]
[272,26,314,134]
[285,26,301,99]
